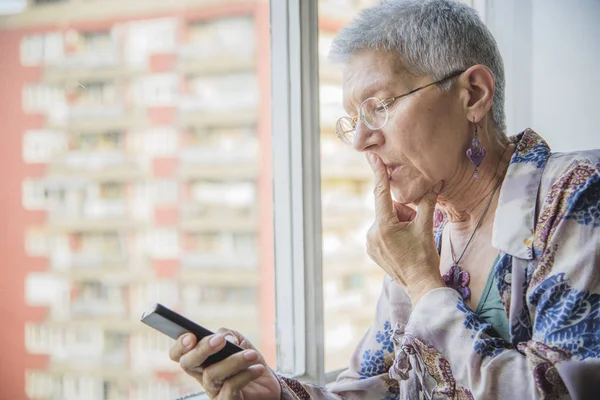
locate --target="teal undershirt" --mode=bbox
[475,253,511,341]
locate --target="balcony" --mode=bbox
[44,61,132,85]
[179,73,258,128]
[48,335,128,369]
[183,302,259,321]
[180,142,258,165]
[179,162,258,181]
[47,102,148,132]
[177,52,255,76]
[44,318,141,333]
[179,108,257,129]
[179,16,256,76]
[50,251,126,268]
[42,40,127,83]
[180,214,257,233]
[48,197,126,218]
[71,297,127,319]
[68,109,148,133]
[182,201,255,219]
[180,252,257,269]
[46,216,142,233]
[47,152,144,181]
[181,230,258,269]
[68,103,124,119]
[43,181,139,225]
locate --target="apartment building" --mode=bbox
[0,0,392,398]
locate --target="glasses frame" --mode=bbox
[335,70,466,145]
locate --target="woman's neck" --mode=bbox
[438,135,515,237]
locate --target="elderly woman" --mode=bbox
[169,0,600,399]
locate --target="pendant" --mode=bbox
[442,264,471,300]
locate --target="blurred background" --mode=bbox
[0,0,599,399]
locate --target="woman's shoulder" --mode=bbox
[539,148,600,195]
[534,147,600,249]
[545,147,600,176]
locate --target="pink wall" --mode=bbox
[0,2,276,397]
[0,29,49,400]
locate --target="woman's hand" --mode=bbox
[169,328,281,400]
[366,153,445,304]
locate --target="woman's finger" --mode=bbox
[179,334,227,375]
[201,349,262,394]
[367,153,396,224]
[215,327,243,347]
[169,333,197,362]
[219,365,266,399]
[414,182,442,229]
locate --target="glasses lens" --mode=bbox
[336,117,356,145]
[360,97,388,130]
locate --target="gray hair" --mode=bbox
[330,0,506,133]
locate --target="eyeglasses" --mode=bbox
[335,70,466,145]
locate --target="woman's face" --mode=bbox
[342,50,469,205]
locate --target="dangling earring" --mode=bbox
[466,118,486,178]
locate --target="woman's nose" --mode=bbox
[352,120,383,152]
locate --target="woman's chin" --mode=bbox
[391,186,417,205]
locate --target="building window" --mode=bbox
[132,73,179,107]
[22,84,65,114]
[20,32,64,66]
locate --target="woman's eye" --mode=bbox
[383,99,396,108]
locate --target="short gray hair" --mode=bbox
[330,0,506,133]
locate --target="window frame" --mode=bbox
[270,0,326,385]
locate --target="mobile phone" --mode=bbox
[140,303,243,367]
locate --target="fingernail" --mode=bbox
[433,182,443,194]
[369,153,378,165]
[243,350,258,361]
[182,335,192,348]
[209,334,224,347]
[225,335,238,345]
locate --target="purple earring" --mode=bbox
[466,119,486,178]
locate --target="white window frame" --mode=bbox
[271,0,325,385]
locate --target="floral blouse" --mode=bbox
[278,130,600,400]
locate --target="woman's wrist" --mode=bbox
[407,277,445,305]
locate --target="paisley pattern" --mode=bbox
[411,337,474,399]
[533,160,597,253]
[564,167,600,227]
[517,341,571,398]
[530,244,558,288]
[511,276,534,345]
[528,273,600,360]
[391,332,474,399]
[511,129,551,169]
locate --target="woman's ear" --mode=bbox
[459,64,495,122]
